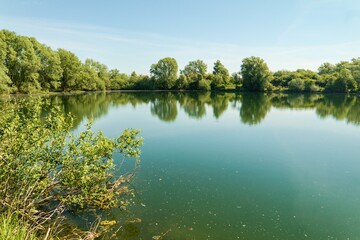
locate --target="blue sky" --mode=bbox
[1,0,360,74]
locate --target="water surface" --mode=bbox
[18,92,360,239]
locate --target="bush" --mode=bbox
[198,79,211,91]
[288,78,305,92]
[304,79,320,92]
[0,98,143,237]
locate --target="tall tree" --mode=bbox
[150,57,178,89]
[350,58,360,86]
[109,68,129,90]
[2,30,41,93]
[85,59,110,89]
[58,49,82,91]
[240,56,272,91]
[30,38,63,91]
[78,64,105,91]
[181,60,207,80]
[318,62,335,75]
[0,30,13,93]
[212,60,230,87]
[0,67,13,93]
[325,67,357,92]
[0,30,7,69]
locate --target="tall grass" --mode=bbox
[0,213,38,240]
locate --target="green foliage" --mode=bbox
[181,60,207,80]
[240,56,272,91]
[273,69,320,89]
[320,60,359,92]
[212,60,230,88]
[58,48,82,91]
[0,32,13,94]
[181,60,208,89]
[288,79,319,92]
[85,59,110,90]
[30,38,63,91]
[231,72,242,86]
[198,79,211,91]
[1,29,360,94]
[272,70,294,87]
[1,30,41,93]
[0,213,38,240]
[0,67,13,94]
[350,58,360,86]
[0,30,114,93]
[109,69,130,89]
[324,68,357,92]
[318,62,335,75]
[127,72,154,90]
[175,74,189,89]
[0,98,143,236]
[79,63,106,91]
[150,57,178,89]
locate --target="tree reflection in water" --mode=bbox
[3,92,359,128]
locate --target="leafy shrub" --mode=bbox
[0,98,143,237]
[288,78,305,92]
[198,79,211,91]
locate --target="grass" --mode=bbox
[0,213,38,240]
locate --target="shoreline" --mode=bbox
[1,89,360,97]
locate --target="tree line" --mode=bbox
[1,29,360,94]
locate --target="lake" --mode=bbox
[14,92,360,239]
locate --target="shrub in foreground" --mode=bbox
[0,98,143,238]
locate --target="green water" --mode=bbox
[29,92,360,239]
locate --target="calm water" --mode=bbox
[15,92,360,239]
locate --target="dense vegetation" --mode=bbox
[0,98,143,238]
[1,29,360,94]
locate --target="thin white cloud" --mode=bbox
[0,15,359,74]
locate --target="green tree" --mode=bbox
[125,71,137,89]
[85,58,110,89]
[0,30,6,62]
[181,60,207,89]
[198,78,211,91]
[0,67,13,93]
[318,62,335,75]
[240,56,272,91]
[2,30,41,93]
[272,70,297,87]
[0,31,13,93]
[30,38,63,91]
[109,69,130,89]
[231,72,242,86]
[58,49,82,91]
[350,58,360,87]
[325,67,357,92]
[288,78,305,92]
[150,57,178,89]
[212,60,230,87]
[181,60,207,79]
[175,74,189,89]
[78,63,105,91]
